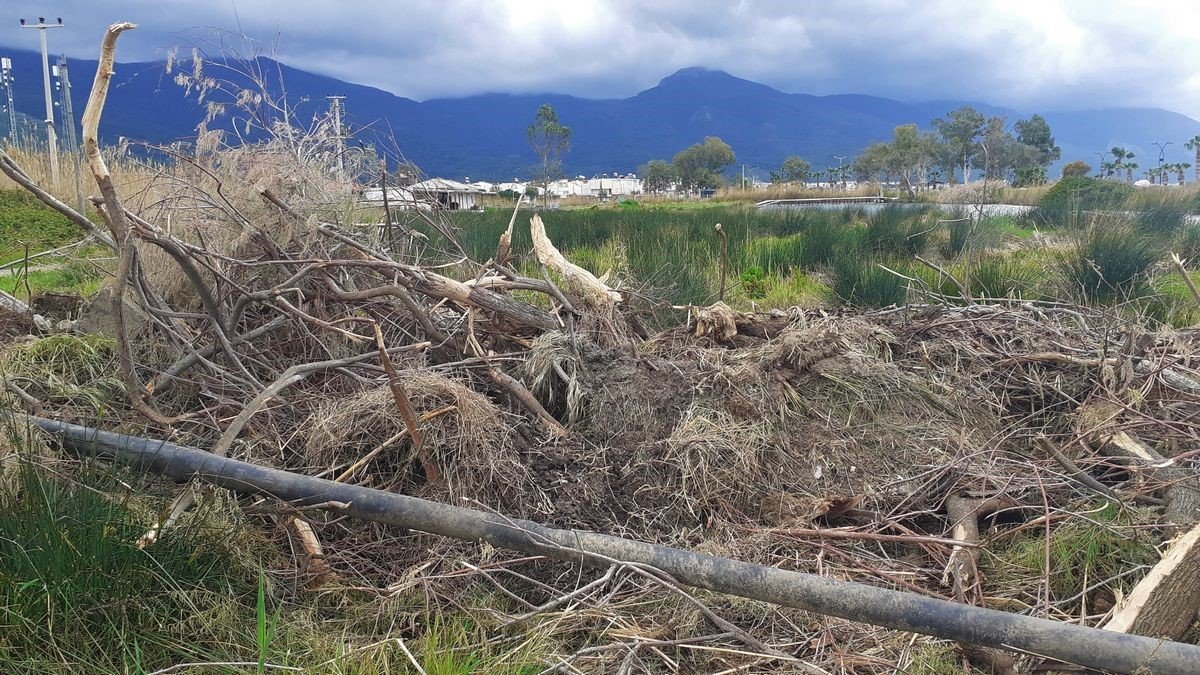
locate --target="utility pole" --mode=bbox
[55,57,83,213]
[1094,152,1106,179]
[741,164,746,191]
[834,155,846,190]
[0,57,15,145]
[20,17,64,188]
[326,95,346,179]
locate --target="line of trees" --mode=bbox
[753,107,1063,197]
[849,108,1061,196]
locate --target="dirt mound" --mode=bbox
[0,307,34,343]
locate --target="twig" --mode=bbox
[1170,252,1200,308]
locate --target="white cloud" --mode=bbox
[1,0,1198,117]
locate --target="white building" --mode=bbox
[547,174,642,198]
[362,178,484,211]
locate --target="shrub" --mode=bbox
[739,265,768,298]
[1037,176,1133,228]
[1130,190,1189,236]
[1059,223,1162,303]
[1041,176,1133,212]
[1177,222,1200,262]
[831,254,908,307]
[967,256,1037,300]
[742,234,804,275]
[863,205,933,256]
[800,218,857,268]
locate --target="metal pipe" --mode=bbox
[23,415,1200,674]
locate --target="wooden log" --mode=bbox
[1104,520,1200,640]
[26,414,1200,675]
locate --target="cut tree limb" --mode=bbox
[1097,431,1200,524]
[1104,520,1200,640]
[81,21,176,426]
[530,213,621,308]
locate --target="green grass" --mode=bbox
[981,503,1158,614]
[3,258,108,299]
[831,255,909,308]
[0,450,264,672]
[1059,223,1163,304]
[0,446,557,674]
[0,189,88,263]
[901,643,962,674]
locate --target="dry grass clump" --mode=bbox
[303,371,536,510]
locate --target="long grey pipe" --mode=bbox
[24,415,1200,674]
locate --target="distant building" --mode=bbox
[362,177,484,210]
[547,174,642,198]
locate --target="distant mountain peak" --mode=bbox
[657,66,741,86]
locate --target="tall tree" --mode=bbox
[884,124,938,197]
[1179,162,1192,185]
[932,106,986,185]
[1109,146,1134,182]
[641,159,675,193]
[526,104,572,201]
[1013,114,1061,167]
[853,143,891,184]
[973,116,1025,181]
[779,156,812,183]
[672,137,735,192]
[1125,161,1138,184]
[1186,135,1200,183]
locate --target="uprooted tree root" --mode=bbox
[5,21,1200,673]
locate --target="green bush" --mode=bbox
[739,266,769,298]
[1131,191,1189,236]
[1041,176,1133,212]
[1177,222,1200,262]
[741,234,804,275]
[831,255,908,307]
[1035,176,1133,228]
[863,205,932,256]
[1059,223,1162,303]
[800,218,858,268]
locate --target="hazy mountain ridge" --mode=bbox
[2,49,1198,179]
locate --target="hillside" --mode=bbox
[1,47,1198,178]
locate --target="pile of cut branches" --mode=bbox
[6,22,1200,674]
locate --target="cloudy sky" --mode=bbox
[1,0,1198,117]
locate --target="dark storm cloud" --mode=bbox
[1,1,1197,116]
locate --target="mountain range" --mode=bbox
[1,46,1199,180]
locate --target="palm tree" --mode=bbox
[1179,162,1193,185]
[1101,161,1117,179]
[1125,161,1138,184]
[1186,135,1200,183]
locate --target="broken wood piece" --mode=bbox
[0,288,30,314]
[290,517,336,587]
[1097,430,1200,524]
[944,493,1021,675]
[530,213,621,309]
[495,193,523,267]
[944,494,1014,602]
[1103,520,1200,640]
